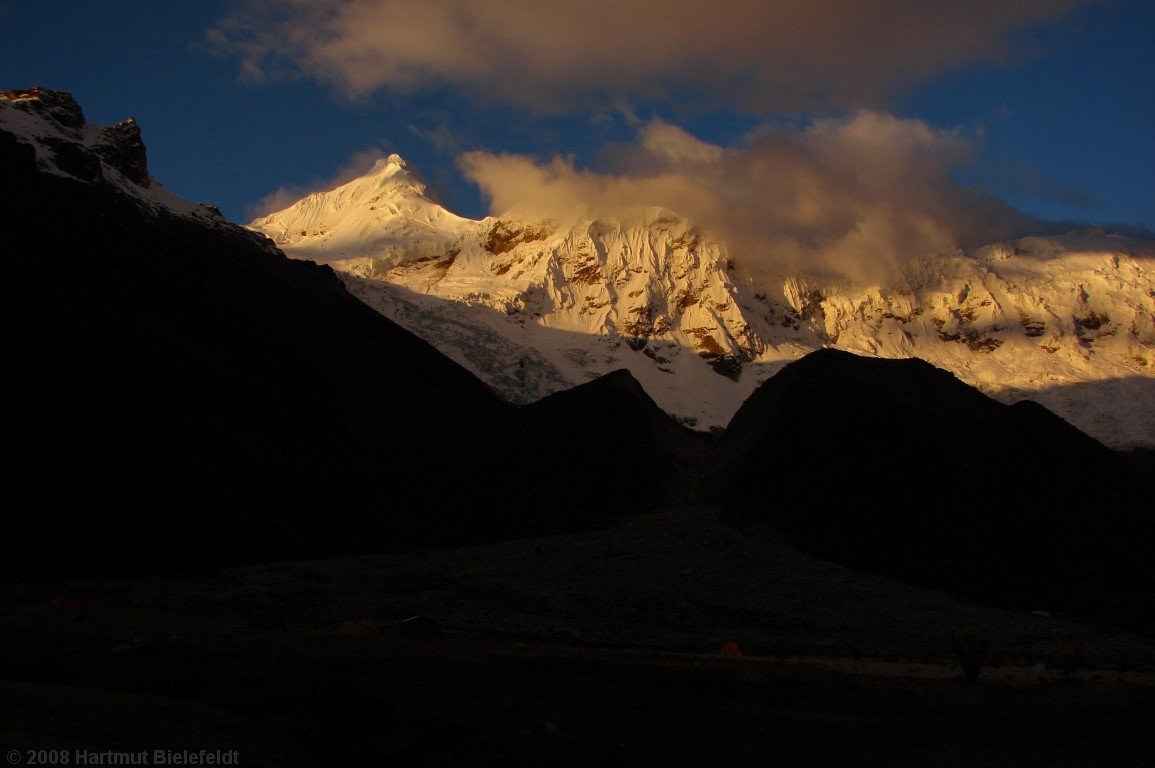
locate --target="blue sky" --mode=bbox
[2,1,1151,236]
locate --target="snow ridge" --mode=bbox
[248,155,474,264]
[249,156,1155,447]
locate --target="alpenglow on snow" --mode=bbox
[249,154,1155,448]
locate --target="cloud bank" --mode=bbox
[461,114,1041,283]
[210,0,1086,111]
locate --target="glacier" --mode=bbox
[246,154,1153,448]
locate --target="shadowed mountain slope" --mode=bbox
[3,94,514,574]
[2,89,704,576]
[703,349,1154,621]
[393,369,710,547]
[515,369,709,510]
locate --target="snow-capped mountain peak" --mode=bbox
[353,153,427,196]
[249,152,474,264]
[249,155,1155,447]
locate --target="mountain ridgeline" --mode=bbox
[3,89,1152,625]
[250,150,1155,449]
[704,350,1154,620]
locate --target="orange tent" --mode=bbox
[720,640,744,658]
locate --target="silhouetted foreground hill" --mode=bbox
[356,369,708,549]
[498,369,706,523]
[3,124,518,574]
[1,90,697,575]
[704,349,1155,622]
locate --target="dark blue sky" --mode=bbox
[2,1,1151,232]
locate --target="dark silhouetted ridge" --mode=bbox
[1,90,708,576]
[518,368,708,502]
[2,93,512,574]
[410,369,709,546]
[704,349,1154,621]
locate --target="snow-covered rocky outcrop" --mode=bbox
[250,157,1155,447]
[0,87,225,225]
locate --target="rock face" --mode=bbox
[2,87,148,183]
[0,86,219,219]
[4,86,86,128]
[250,158,1155,447]
[92,117,150,186]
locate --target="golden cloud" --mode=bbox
[460,114,1039,283]
[210,0,1086,111]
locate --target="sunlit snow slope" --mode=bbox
[250,157,1155,447]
